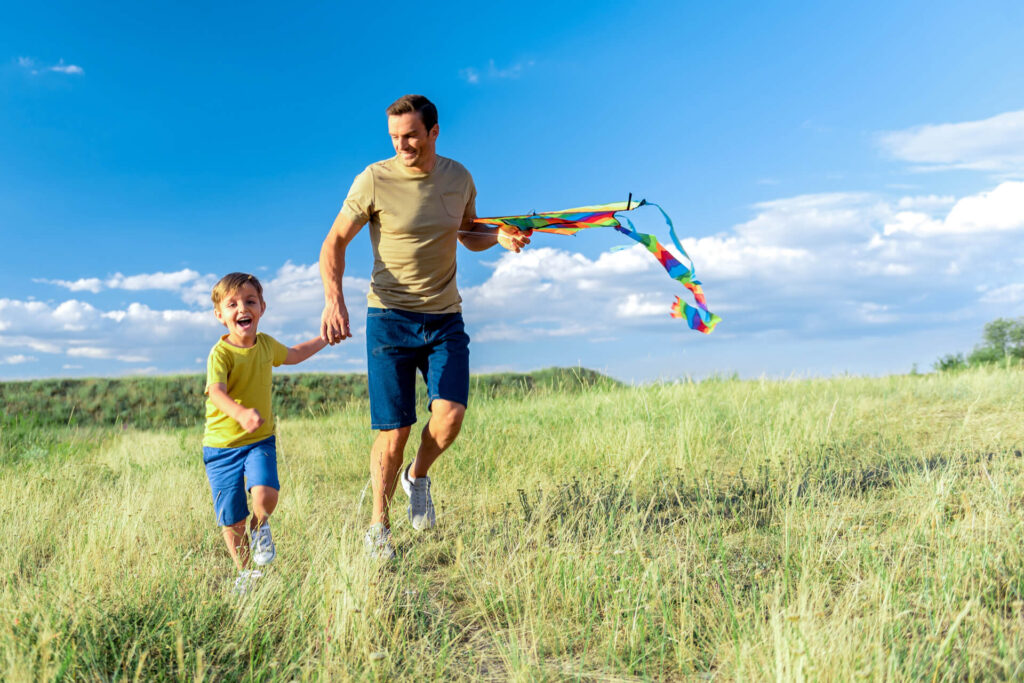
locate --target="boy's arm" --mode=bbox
[207,382,264,433]
[284,336,328,365]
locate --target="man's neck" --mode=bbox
[408,153,437,174]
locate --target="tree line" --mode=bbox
[1,367,617,431]
[936,317,1024,371]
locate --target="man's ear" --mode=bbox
[429,124,439,141]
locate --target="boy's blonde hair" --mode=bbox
[211,272,264,307]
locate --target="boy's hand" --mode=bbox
[238,407,264,433]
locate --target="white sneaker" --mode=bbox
[251,521,276,566]
[233,569,263,595]
[401,463,436,530]
[364,523,396,560]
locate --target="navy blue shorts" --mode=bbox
[202,435,279,526]
[366,307,470,430]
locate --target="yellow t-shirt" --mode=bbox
[203,333,289,448]
[340,155,476,313]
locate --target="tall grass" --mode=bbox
[2,367,1023,680]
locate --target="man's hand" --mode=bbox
[321,298,351,345]
[497,228,532,253]
[238,407,264,433]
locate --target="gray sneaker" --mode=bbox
[251,521,276,566]
[364,523,396,560]
[233,569,263,595]
[401,463,436,530]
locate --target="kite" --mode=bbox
[472,196,721,333]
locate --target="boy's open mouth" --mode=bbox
[236,316,253,329]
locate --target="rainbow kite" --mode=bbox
[473,198,721,333]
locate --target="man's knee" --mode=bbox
[376,426,412,458]
[430,400,465,442]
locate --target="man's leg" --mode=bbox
[366,307,420,532]
[410,399,465,479]
[372,426,411,527]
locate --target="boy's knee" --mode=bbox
[224,520,247,539]
[250,485,279,506]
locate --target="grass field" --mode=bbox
[3,366,1024,680]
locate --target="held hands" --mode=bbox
[238,407,264,433]
[320,299,351,345]
[497,228,532,253]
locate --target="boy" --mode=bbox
[203,272,325,592]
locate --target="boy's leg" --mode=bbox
[244,437,280,566]
[222,520,250,570]
[249,486,279,530]
[204,444,252,569]
[243,436,281,530]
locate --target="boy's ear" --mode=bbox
[213,305,226,326]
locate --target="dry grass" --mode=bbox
[3,367,1024,680]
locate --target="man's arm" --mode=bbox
[457,214,532,253]
[319,210,366,345]
[284,337,328,365]
[207,383,263,433]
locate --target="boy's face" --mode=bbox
[214,282,266,347]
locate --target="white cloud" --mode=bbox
[980,283,1024,304]
[883,181,1024,236]
[17,56,84,76]
[460,59,535,84]
[0,260,371,377]
[106,269,202,291]
[49,60,83,75]
[33,277,104,293]
[880,109,1024,174]
[66,346,110,359]
[2,355,35,365]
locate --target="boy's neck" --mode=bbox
[222,331,258,348]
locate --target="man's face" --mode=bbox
[388,112,438,170]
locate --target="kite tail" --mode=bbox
[615,212,720,333]
[672,294,721,334]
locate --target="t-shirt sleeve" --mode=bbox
[265,335,289,367]
[340,167,374,225]
[464,172,477,221]
[205,345,231,392]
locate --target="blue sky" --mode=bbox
[3,0,1024,381]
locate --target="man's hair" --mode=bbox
[211,272,264,307]
[386,94,438,132]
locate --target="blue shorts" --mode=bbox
[202,435,279,527]
[366,307,470,430]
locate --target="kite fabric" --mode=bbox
[472,199,721,333]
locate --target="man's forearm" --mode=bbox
[319,233,347,302]
[459,223,501,252]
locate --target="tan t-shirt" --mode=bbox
[340,155,476,313]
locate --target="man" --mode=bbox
[319,94,530,559]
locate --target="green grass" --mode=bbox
[3,367,1024,680]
